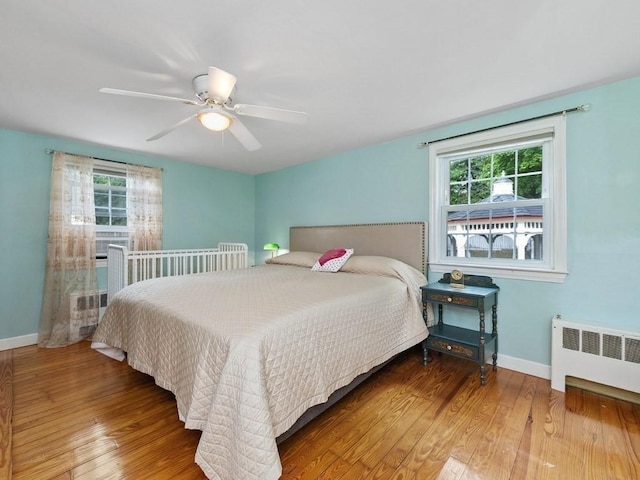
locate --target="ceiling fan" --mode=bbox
[99,67,309,151]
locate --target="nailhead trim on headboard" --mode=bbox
[289,222,427,273]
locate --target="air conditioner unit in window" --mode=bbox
[96,231,129,258]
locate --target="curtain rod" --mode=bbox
[417,104,590,148]
[44,149,163,171]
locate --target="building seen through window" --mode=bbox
[447,171,543,260]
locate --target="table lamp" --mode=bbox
[263,242,280,258]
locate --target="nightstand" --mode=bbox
[421,274,499,385]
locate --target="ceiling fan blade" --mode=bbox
[146,114,197,141]
[231,104,309,125]
[99,88,202,106]
[228,117,262,151]
[208,67,237,104]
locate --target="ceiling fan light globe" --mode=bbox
[197,111,232,131]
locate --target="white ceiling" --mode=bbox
[2,1,639,175]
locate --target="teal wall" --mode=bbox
[3,75,640,368]
[255,136,429,263]
[0,129,255,340]
[256,76,640,366]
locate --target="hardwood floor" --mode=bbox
[4,341,640,479]
[0,349,12,479]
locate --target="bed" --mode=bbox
[92,222,433,480]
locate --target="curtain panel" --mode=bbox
[127,163,162,251]
[39,152,98,347]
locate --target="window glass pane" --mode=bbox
[446,205,544,261]
[467,234,490,258]
[111,176,126,187]
[450,183,468,206]
[517,173,542,199]
[518,146,543,174]
[493,151,516,176]
[94,192,109,207]
[490,234,515,259]
[94,174,110,185]
[525,234,543,260]
[95,207,110,225]
[469,155,492,182]
[470,179,490,203]
[111,193,126,208]
[449,159,469,183]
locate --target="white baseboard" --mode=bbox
[2,333,551,380]
[496,353,550,380]
[0,333,38,351]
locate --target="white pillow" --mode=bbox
[265,251,321,268]
[311,248,354,272]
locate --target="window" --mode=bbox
[428,116,567,282]
[93,162,129,259]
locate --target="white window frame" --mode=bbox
[94,160,129,266]
[428,115,567,283]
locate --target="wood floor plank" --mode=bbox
[447,369,517,465]
[424,368,516,479]
[280,366,421,476]
[581,390,606,480]
[329,459,372,480]
[355,395,432,470]
[9,341,640,479]
[618,399,640,472]
[337,392,421,465]
[402,361,499,476]
[556,385,587,480]
[12,396,178,476]
[0,349,13,480]
[599,394,639,479]
[374,362,461,472]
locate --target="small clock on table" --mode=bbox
[450,269,464,289]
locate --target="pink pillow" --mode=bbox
[311,248,354,272]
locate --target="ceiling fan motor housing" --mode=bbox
[193,73,235,105]
[192,74,211,102]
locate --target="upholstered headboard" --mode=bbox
[289,222,428,272]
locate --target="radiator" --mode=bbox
[69,290,107,340]
[551,314,640,393]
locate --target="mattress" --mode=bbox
[92,256,429,480]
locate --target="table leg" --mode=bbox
[492,303,498,371]
[479,309,486,385]
[422,339,429,366]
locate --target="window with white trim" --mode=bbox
[93,162,129,259]
[428,116,567,282]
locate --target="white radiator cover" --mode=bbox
[551,315,640,393]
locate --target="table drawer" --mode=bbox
[426,336,479,361]
[423,291,479,308]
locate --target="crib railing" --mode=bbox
[107,243,248,302]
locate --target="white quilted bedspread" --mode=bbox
[93,262,428,480]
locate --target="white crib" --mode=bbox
[107,243,249,302]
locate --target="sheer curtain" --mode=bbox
[127,163,162,251]
[39,152,98,347]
